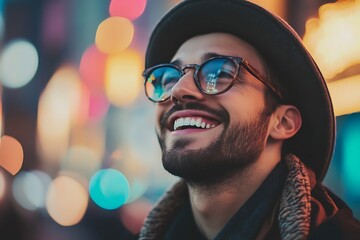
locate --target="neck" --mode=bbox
[188,147,281,240]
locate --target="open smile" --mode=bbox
[167,110,222,132]
[173,117,216,130]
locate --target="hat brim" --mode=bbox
[145,0,335,181]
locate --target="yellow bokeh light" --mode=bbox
[46,176,88,226]
[327,74,360,116]
[105,49,143,107]
[303,1,360,80]
[37,65,82,165]
[95,17,134,54]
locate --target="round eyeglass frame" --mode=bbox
[142,55,283,103]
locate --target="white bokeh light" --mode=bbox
[0,39,39,88]
[12,170,51,210]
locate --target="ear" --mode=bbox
[269,105,302,140]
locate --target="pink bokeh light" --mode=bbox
[79,45,107,95]
[109,0,147,20]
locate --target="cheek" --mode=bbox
[221,93,265,123]
[154,103,168,131]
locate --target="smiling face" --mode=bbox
[155,33,274,185]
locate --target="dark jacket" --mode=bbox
[138,155,360,239]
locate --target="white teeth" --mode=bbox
[184,117,190,125]
[173,117,218,131]
[195,118,202,127]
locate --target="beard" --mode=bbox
[157,103,271,187]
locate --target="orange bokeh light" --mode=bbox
[95,17,134,54]
[109,0,147,20]
[46,176,88,226]
[0,135,23,175]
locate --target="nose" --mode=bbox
[170,69,205,104]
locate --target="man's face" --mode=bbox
[154,33,273,185]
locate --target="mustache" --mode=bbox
[160,102,230,129]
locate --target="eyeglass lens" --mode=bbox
[145,58,238,102]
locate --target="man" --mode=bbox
[139,0,360,239]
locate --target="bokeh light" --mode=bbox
[119,198,153,234]
[105,49,143,107]
[89,169,130,210]
[0,14,4,40]
[46,176,88,226]
[37,65,82,165]
[0,135,23,175]
[70,123,105,163]
[95,17,134,54]
[343,116,360,199]
[0,99,3,137]
[327,75,360,116]
[0,170,6,201]
[88,93,110,121]
[109,0,147,20]
[303,1,360,80]
[110,148,149,202]
[41,0,67,50]
[79,45,107,94]
[12,170,51,210]
[0,39,39,88]
[60,145,101,181]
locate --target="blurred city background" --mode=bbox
[0,0,359,239]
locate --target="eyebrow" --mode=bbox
[170,52,222,67]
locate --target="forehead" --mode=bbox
[172,33,267,75]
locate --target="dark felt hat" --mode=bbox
[145,0,335,181]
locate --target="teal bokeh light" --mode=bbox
[343,114,360,199]
[89,169,130,210]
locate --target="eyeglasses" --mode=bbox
[143,55,283,103]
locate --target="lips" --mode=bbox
[167,110,221,131]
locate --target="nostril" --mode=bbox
[171,94,198,104]
[182,95,197,100]
[171,95,180,104]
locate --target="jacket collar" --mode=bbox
[139,154,313,240]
